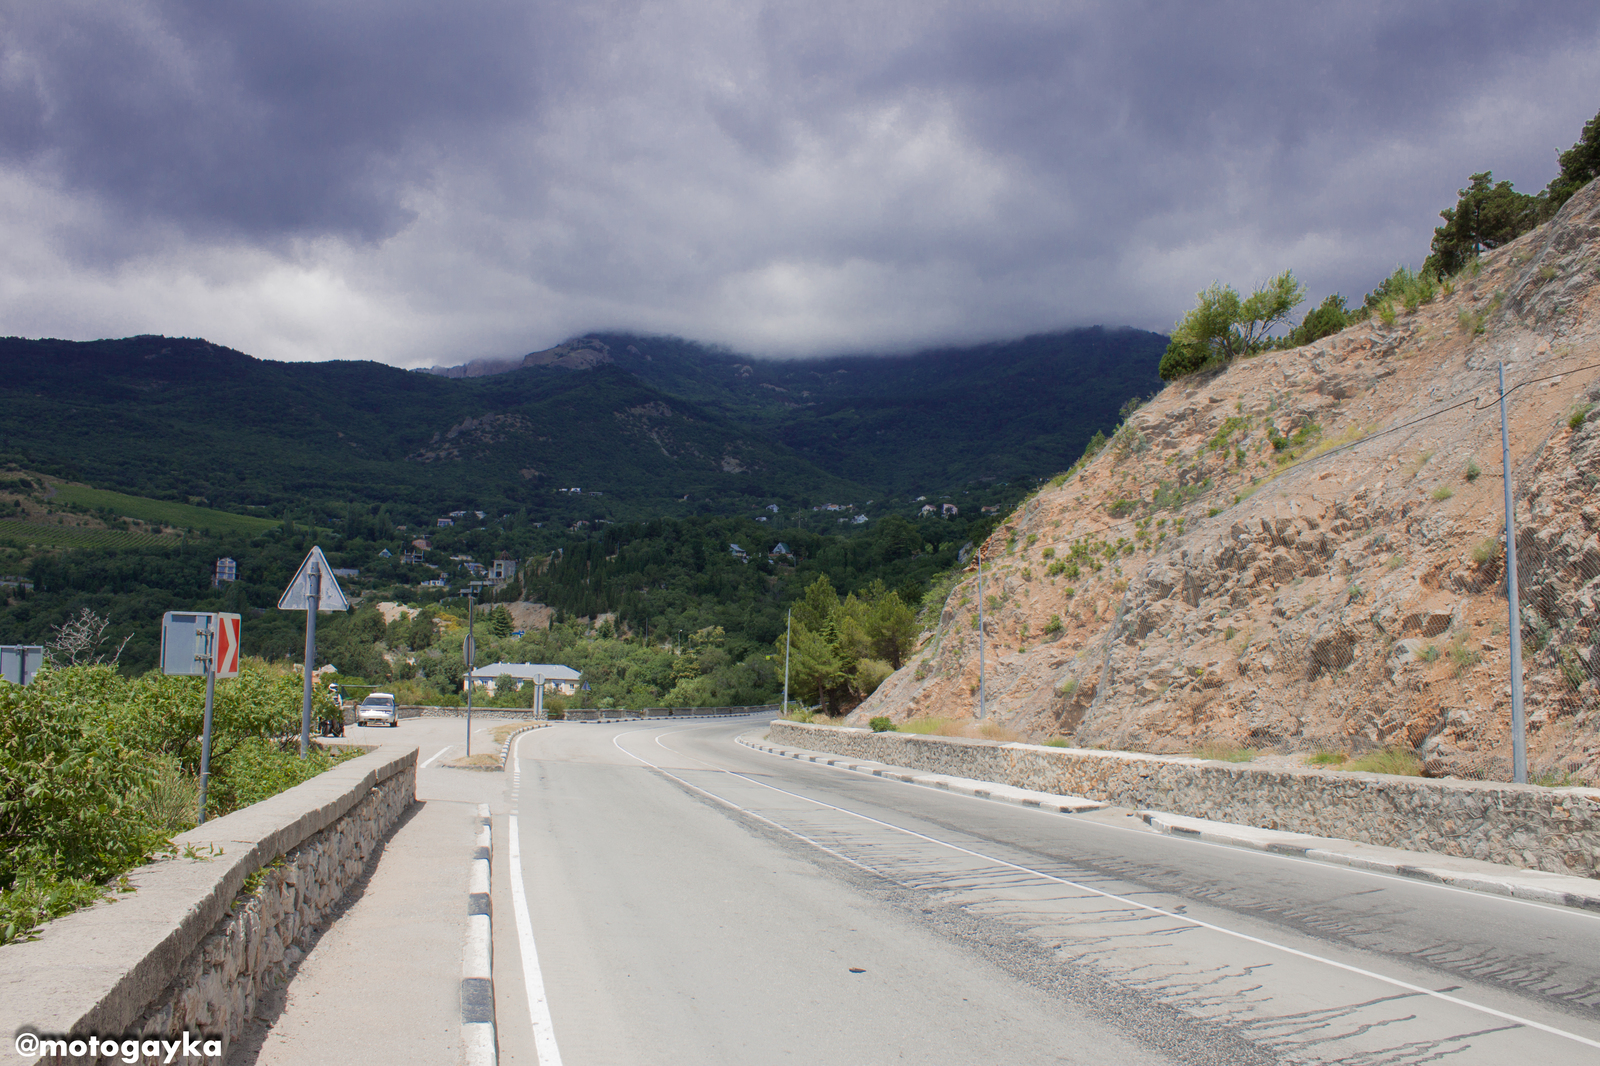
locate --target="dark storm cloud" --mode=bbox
[1,0,553,240]
[1,0,1597,363]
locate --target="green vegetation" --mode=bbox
[49,484,280,537]
[1424,107,1600,277]
[780,576,918,716]
[0,662,350,944]
[1307,751,1348,766]
[1342,749,1424,776]
[868,716,895,732]
[1159,271,1306,380]
[1432,486,1454,502]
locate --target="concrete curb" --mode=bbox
[462,802,496,1066]
[739,735,1105,813]
[1138,810,1600,912]
[744,731,1600,913]
[438,722,549,772]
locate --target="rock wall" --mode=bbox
[0,746,416,1063]
[769,721,1600,878]
[853,177,1600,782]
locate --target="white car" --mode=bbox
[356,692,399,728]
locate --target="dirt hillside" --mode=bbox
[852,179,1600,782]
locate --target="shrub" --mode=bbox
[1343,749,1423,776]
[868,716,895,732]
[1570,404,1594,431]
[1432,486,1454,501]
[1464,457,1481,481]
[1043,614,1063,637]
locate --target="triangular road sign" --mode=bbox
[278,546,350,612]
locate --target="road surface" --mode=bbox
[496,717,1600,1066]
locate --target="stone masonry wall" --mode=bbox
[131,764,414,1056]
[0,745,416,1065]
[769,721,1600,878]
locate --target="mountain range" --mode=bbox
[0,327,1165,522]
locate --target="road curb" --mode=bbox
[438,722,549,772]
[741,732,1600,913]
[1138,810,1600,912]
[738,735,1105,814]
[462,802,496,1066]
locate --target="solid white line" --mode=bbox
[509,732,564,1066]
[420,745,452,769]
[615,729,1600,1051]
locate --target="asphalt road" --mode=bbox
[497,717,1600,1066]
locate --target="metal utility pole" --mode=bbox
[977,549,986,720]
[782,609,792,716]
[197,616,216,824]
[299,560,320,757]
[1499,362,1527,783]
[465,585,480,757]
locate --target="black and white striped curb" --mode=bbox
[737,735,1106,813]
[463,802,496,1066]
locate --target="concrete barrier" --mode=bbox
[0,744,416,1059]
[767,721,1600,879]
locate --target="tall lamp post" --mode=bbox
[464,580,491,757]
[782,609,792,716]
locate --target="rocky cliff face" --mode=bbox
[853,179,1600,782]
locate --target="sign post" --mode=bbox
[160,611,240,824]
[279,547,350,758]
[463,580,488,756]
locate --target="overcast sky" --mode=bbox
[2,2,1597,367]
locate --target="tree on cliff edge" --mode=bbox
[1158,270,1305,380]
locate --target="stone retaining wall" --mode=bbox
[768,721,1600,878]
[0,744,416,1062]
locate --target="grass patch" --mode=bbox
[1043,737,1070,748]
[1431,486,1454,502]
[490,721,538,745]
[1343,749,1423,776]
[1193,741,1257,763]
[1307,751,1348,766]
[49,484,280,536]
[445,753,502,768]
[0,519,170,550]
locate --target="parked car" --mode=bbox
[356,692,399,727]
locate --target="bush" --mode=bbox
[1343,749,1423,776]
[868,716,895,732]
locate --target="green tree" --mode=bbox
[1426,172,1541,276]
[1543,107,1600,214]
[490,605,513,638]
[1281,294,1349,348]
[1159,270,1305,380]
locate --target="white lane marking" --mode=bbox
[615,729,1600,1052]
[510,731,564,1066]
[420,745,452,769]
[737,736,1600,922]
